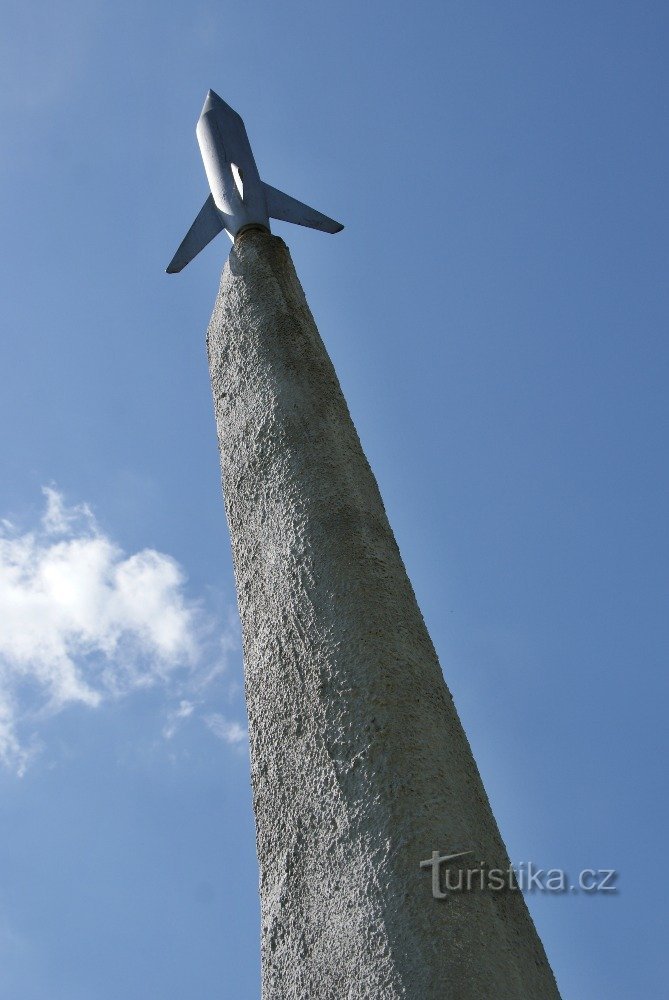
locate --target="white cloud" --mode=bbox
[205,713,248,748]
[0,488,245,773]
[40,486,95,536]
[163,699,195,741]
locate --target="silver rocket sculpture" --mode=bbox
[166,90,343,273]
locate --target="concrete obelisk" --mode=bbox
[207,229,561,999]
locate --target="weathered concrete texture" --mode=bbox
[207,230,561,1000]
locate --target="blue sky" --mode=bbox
[1,2,667,997]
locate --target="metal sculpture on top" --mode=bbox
[167,90,343,273]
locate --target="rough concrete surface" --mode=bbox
[207,230,561,999]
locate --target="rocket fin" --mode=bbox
[263,183,343,234]
[166,194,224,273]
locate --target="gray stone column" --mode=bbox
[207,230,561,1000]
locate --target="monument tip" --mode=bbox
[166,92,344,273]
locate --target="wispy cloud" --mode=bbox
[0,488,244,774]
[205,713,248,749]
[163,698,195,741]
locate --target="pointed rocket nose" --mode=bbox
[200,89,245,126]
[202,89,223,115]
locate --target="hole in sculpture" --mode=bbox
[231,163,244,201]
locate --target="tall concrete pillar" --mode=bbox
[207,229,561,999]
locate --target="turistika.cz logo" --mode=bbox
[419,851,618,898]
